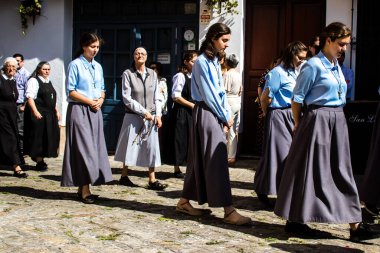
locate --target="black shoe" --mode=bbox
[13,170,29,178]
[119,176,137,187]
[363,203,380,216]
[350,223,378,242]
[257,193,274,208]
[285,221,317,236]
[79,195,95,204]
[36,161,48,171]
[173,171,185,179]
[147,180,168,191]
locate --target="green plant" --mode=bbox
[19,0,42,35]
[206,0,239,15]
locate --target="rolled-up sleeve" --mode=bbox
[293,63,316,104]
[171,73,185,99]
[66,62,78,94]
[25,78,39,99]
[264,70,281,98]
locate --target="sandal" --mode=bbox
[176,202,204,216]
[147,180,168,191]
[223,208,252,226]
[13,170,29,178]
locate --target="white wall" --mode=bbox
[198,0,245,74]
[0,0,73,125]
[326,0,357,99]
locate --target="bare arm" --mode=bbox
[27,98,42,120]
[173,97,194,109]
[291,100,302,133]
[260,88,272,117]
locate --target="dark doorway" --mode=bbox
[72,0,199,152]
[242,0,326,157]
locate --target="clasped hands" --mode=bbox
[144,111,162,128]
[89,97,104,112]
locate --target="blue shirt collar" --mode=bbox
[80,55,96,69]
[317,51,339,71]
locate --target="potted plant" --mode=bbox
[19,0,42,34]
[205,0,239,15]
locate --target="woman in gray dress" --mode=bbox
[176,23,251,225]
[274,22,376,242]
[61,32,113,204]
[114,47,166,191]
[253,41,307,208]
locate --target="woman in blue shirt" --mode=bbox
[253,41,307,208]
[176,23,251,226]
[61,32,112,204]
[274,22,375,242]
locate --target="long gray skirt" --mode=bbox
[253,108,294,195]
[182,102,233,207]
[61,103,112,187]
[274,106,362,223]
[360,102,380,206]
[114,113,161,167]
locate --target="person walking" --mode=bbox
[171,51,198,178]
[253,41,307,207]
[24,61,60,171]
[13,53,30,154]
[274,22,376,242]
[0,57,27,177]
[223,54,243,166]
[61,32,113,204]
[176,23,251,225]
[114,47,167,191]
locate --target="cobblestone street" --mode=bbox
[0,153,379,252]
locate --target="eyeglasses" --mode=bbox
[134,52,147,56]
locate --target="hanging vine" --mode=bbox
[19,0,42,35]
[205,0,239,15]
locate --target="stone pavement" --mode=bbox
[0,155,379,253]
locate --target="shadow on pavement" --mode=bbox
[270,243,365,252]
[0,185,363,243]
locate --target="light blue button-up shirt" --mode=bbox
[66,55,105,102]
[191,53,231,123]
[293,51,347,106]
[264,63,297,108]
[14,67,30,103]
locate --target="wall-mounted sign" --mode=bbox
[187,43,196,50]
[200,8,211,24]
[157,53,171,64]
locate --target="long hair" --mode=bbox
[200,23,231,60]
[177,51,198,74]
[320,22,351,49]
[280,41,307,70]
[74,32,104,59]
[29,61,50,80]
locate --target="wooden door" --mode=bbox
[241,0,325,156]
